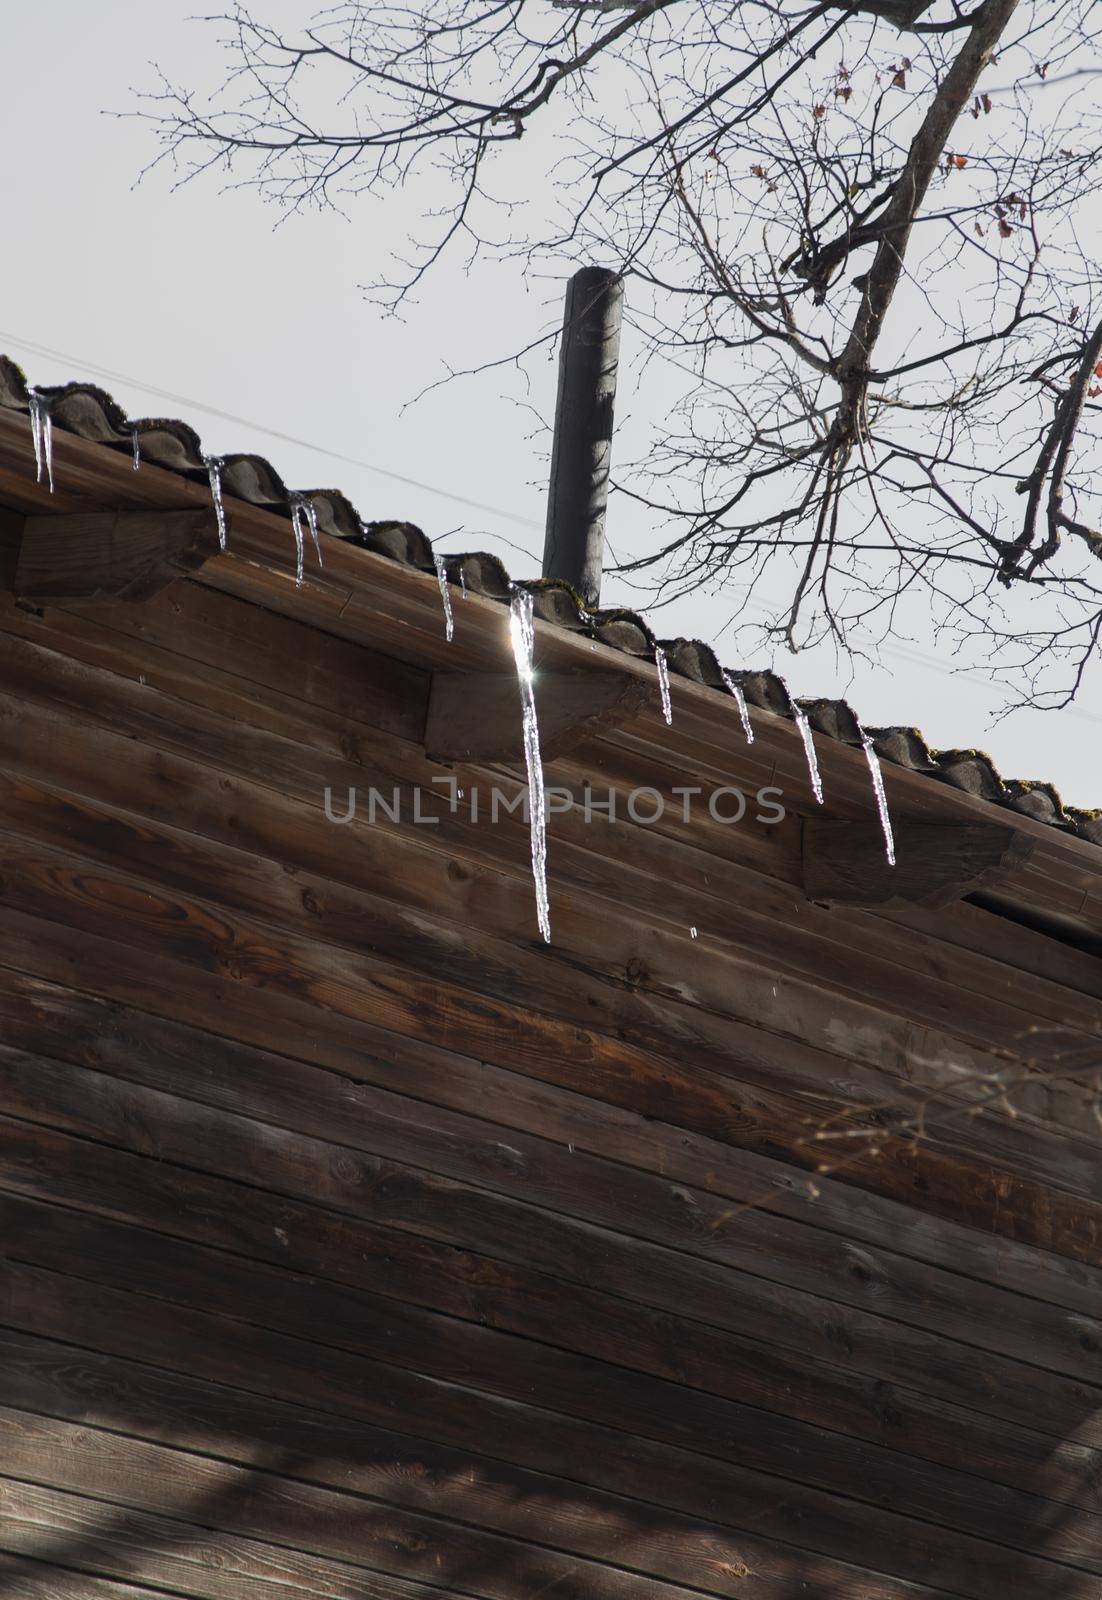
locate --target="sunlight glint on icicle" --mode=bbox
[509,588,551,943]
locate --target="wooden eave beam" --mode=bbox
[425,669,651,764]
[803,820,1038,909]
[13,509,225,605]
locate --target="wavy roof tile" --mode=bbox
[1,352,1098,848]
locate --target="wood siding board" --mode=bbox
[0,1269,1095,1600]
[0,601,1098,1161]
[1,963,1098,1330]
[1,434,1100,1598]
[3,1108,1100,1493]
[1,813,1100,1276]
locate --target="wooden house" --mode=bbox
[0,357,1101,1599]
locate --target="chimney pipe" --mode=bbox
[541,266,623,609]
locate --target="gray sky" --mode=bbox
[4,1,1099,807]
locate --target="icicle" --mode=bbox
[205,456,228,551]
[795,706,824,805]
[859,726,896,866]
[690,926,698,939]
[288,494,323,588]
[721,670,754,745]
[433,552,455,643]
[654,646,673,725]
[509,587,551,944]
[28,390,54,493]
[459,567,468,600]
[132,427,141,471]
[776,677,823,804]
[304,498,322,569]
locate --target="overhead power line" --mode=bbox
[0,329,545,535]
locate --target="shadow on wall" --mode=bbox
[0,1243,1100,1600]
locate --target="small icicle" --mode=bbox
[28,390,54,493]
[721,670,754,745]
[205,456,228,551]
[690,927,698,939]
[433,552,455,643]
[777,678,823,804]
[304,498,323,569]
[655,646,673,725]
[859,726,896,866]
[289,502,305,586]
[288,493,323,588]
[459,567,468,600]
[509,587,551,944]
[132,427,141,471]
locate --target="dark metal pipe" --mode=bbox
[542,266,623,609]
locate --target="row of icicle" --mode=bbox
[27,390,324,586]
[21,388,894,948]
[433,568,894,944]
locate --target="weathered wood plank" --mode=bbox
[0,1458,718,1600]
[1,812,1100,1272]
[0,606,1098,1164]
[4,1164,1097,1521]
[0,685,1093,1214]
[4,1112,1099,1496]
[3,1040,1101,1429]
[4,746,1098,1201]
[0,576,1094,1075]
[4,961,1098,1329]
[0,1558,201,1600]
[0,1478,448,1600]
[0,1336,962,1600]
[1,1266,1094,1600]
[0,1414,962,1600]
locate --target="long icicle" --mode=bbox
[28,390,54,493]
[132,427,141,471]
[509,588,551,943]
[859,725,896,865]
[205,456,228,550]
[777,677,823,804]
[433,552,455,643]
[721,670,754,744]
[655,645,673,725]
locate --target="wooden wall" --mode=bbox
[1,538,1101,1599]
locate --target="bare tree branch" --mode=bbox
[136,0,1102,706]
